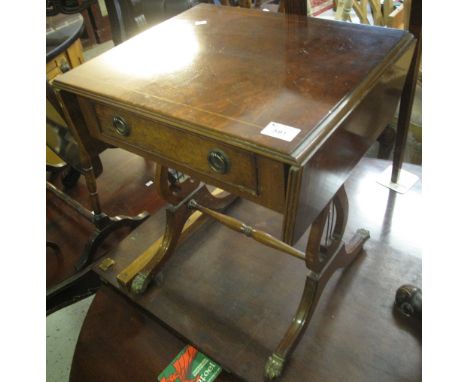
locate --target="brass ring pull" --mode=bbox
[112,116,130,137]
[208,149,230,174]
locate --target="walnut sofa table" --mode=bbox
[54,4,415,379]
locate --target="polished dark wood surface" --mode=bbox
[46,148,164,290]
[72,158,421,382]
[53,4,413,162]
[51,6,417,376]
[53,3,415,248]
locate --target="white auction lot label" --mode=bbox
[261,122,301,142]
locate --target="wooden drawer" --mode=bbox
[93,103,259,195]
[46,52,70,81]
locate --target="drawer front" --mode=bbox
[47,53,71,81]
[94,103,258,195]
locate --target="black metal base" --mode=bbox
[74,212,150,271]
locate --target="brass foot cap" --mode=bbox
[131,273,151,294]
[357,228,371,240]
[265,354,285,380]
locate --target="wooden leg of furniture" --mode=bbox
[377,124,396,159]
[391,0,421,182]
[72,160,150,270]
[75,211,150,271]
[265,186,370,379]
[61,166,82,189]
[127,188,238,292]
[181,184,369,379]
[117,166,238,294]
[81,160,107,227]
[53,90,151,270]
[265,229,370,379]
[130,202,192,294]
[184,185,370,379]
[47,178,150,271]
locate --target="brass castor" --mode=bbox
[131,272,151,295]
[265,354,285,380]
[131,271,164,294]
[395,284,421,320]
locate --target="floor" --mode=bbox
[46,7,422,381]
[46,295,95,381]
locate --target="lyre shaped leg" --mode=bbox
[131,203,192,294]
[265,272,320,379]
[265,186,370,379]
[123,165,238,294]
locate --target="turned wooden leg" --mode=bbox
[53,89,150,270]
[265,186,370,379]
[377,124,396,159]
[47,178,150,271]
[71,155,150,271]
[265,272,320,379]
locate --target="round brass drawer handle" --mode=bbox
[112,116,130,137]
[208,149,230,174]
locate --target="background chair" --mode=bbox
[335,0,409,28]
[47,0,207,314]
[104,0,201,45]
[334,0,422,168]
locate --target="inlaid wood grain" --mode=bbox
[53,4,414,164]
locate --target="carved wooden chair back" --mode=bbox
[46,80,104,176]
[215,0,308,15]
[334,0,410,29]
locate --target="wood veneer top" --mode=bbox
[54,4,413,164]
